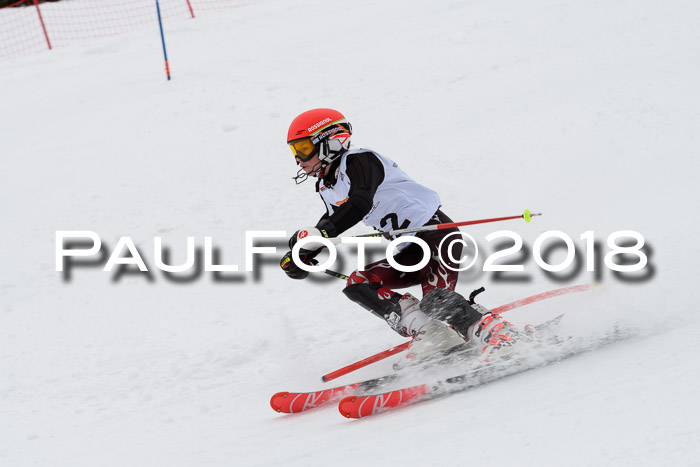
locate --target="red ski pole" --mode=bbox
[322,341,412,382]
[328,209,541,244]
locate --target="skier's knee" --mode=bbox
[346,270,383,287]
[343,282,400,319]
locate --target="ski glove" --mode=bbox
[280,251,318,280]
[288,220,337,254]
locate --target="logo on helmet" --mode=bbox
[308,118,332,133]
[312,125,345,143]
[298,230,308,239]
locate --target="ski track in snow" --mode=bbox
[1,0,699,465]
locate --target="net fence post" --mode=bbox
[32,0,52,50]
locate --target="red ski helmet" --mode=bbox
[287,109,352,164]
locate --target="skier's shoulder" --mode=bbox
[346,147,377,155]
[344,148,384,169]
[342,149,385,183]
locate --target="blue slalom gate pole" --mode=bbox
[155,0,171,80]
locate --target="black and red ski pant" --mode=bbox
[342,209,463,323]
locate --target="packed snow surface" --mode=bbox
[1,0,699,465]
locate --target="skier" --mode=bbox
[280,108,518,358]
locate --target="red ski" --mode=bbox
[270,373,399,414]
[271,384,361,414]
[338,385,429,418]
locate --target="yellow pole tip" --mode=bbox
[523,209,532,223]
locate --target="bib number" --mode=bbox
[380,213,411,232]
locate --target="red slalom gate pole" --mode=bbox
[33,0,52,51]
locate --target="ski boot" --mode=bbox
[386,293,466,363]
[341,271,464,362]
[420,287,520,360]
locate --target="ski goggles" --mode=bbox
[288,137,318,161]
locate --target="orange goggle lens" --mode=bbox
[288,138,317,161]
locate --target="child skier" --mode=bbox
[280,108,518,358]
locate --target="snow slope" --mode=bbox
[1,0,699,465]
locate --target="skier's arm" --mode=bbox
[316,152,385,236]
